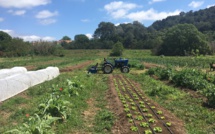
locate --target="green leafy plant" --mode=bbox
[160,116,165,120]
[124,108,130,113]
[126,113,132,118]
[153,127,162,133]
[140,122,149,128]
[146,114,153,118]
[139,101,144,104]
[142,108,148,112]
[145,129,152,134]
[130,126,138,132]
[134,97,139,100]
[130,102,135,106]
[136,115,143,121]
[122,100,126,104]
[5,114,60,134]
[140,104,145,108]
[166,122,171,127]
[123,104,129,108]
[131,106,136,110]
[134,112,140,115]
[151,106,156,109]
[148,118,156,123]
[129,119,133,123]
[157,110,163,115]
[38,95,71,120]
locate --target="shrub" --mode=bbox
[110,41,124,56]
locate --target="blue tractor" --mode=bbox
[88,58,130,74]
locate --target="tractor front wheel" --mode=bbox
[121,66,129,73]
[103,64,113,74]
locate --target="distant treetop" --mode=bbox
[62,36,71,40]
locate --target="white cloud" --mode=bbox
[39,19,57,25]
[41,36,56,41]
[21,35,56,41]
[104,1,139,19]
[207,4,215,8]
[14,10,26,15]
[188,1,204,8]
[0,29,15,36]
[0,29,56,41]
[8,10,26,15]
[111,9,127,19]
[104,1,138,12]
[0,0,51,8]
[115,22,130,26]
[86,33,92,39]
[104,1,179,22]
[81,19,90,22]
[126,8,181,21]
[149,0,166,4]
[35,10,58,25]
[21,35,41,41]
[0,17,4,22]
[36,10,58,19]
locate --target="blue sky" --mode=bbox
[0,0,214,41]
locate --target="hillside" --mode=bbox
[150,6,215,32]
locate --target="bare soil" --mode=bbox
[143,62,165,69]
[60,61,92,72]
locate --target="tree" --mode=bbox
[0,31,12,51]
[110,41,124,56]
[74,34,90,49]
[5,38,32,57]
[61,36,71,40]
[93,22,116,40]
[0,31,12,41]
[157,24,210,56]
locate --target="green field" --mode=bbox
[0,49,215,134]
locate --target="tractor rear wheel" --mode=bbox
[121,66,129,73]
[103,64,113,74]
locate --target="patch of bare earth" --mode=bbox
[25,60,63,71]
[25,65,37,70]
[143,62,165,69]
[60,61,93,72]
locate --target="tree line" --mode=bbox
[0,6,215,57]
[61,6,215,56]
[0,31,63,57]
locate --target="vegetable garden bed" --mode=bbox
[108,74,186,134]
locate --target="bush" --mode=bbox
[110,41,124,56]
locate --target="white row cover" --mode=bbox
[0,67,60,102]
[0,67,27,79]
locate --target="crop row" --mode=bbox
[113,75,173,134]
[142,56,214,69]
[146,67,215,107]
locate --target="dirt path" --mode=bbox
[60,61,93,72]
[143,62,165,69]
[107,74,186,134]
